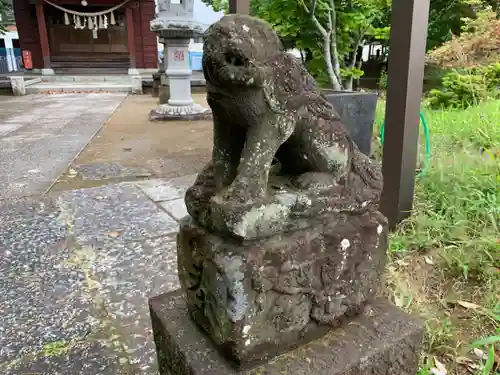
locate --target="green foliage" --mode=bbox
[427,63,500,109]
[252,0,315,48]
[427,7,500,69]
[389,100,500,276]
[385,100,500,374]
[336,0,392,52]
[201,0,497,91]
[0,0,12,34]
[427,0,472,50]
[378,70,388,90]
[482,63,500,90]
[427,70,488,109]
[426,0,499,51]
[471,334,500,375]
[42,340,71,357]
[201,0,390,88]
[305,0,391,88]
[203,0,227,12]
[340,66,364,79]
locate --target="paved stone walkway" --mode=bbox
[0,94,126,199]
[0,174,195,374]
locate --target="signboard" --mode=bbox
[174,50,185,61]
[22,50,33,70]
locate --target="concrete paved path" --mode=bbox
[0,93,126,199]
[0,174,196,374]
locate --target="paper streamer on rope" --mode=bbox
[44,0,131,32]
[44,0,132,17]
[44,0,131,37]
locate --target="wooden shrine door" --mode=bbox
[46,5,129,73]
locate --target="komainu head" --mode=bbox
[202,14,284,88]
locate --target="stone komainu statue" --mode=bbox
[186,14,383,237]
[177,13,388,370]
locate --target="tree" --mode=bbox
[427,5,499,68]
[201,0,390,90]
[204,0,228,12]
[426,0,499,51]
[259,0,390,90]
[0,0,12,34]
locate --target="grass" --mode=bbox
[373,99,500,374]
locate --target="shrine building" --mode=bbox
[13,0,158,74]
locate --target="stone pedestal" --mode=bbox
[41,68,55,76]
[148,13,423,375]
[159,73,170,104]
[149,38,211,121]
[10,77,26,96]
[152,72,162,98]
[175,211,388,369]
[165,38,192,106]
[130,75,143,95]
[150,291,425,375]
[128,68,140,76]
[149,0,212,122]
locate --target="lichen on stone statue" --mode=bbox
[185,14,383,240]
[177,13,389,370]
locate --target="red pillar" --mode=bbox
[35,1,52,70]
[125,6,137,70]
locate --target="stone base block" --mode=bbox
[176,211,387,368]
[158,85,170,104]
[152,73,162,98]
[41,68,55,76]
[131,76,143,95]
[149,103,213,122]
[10,77,26,96]
[149,290,424,375]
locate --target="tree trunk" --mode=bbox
[330,37,342,86]
[342,51,355,91]
[356,51,363,89]
[324,35,342,90]
[300,50,306,65]
[344,77,354,91]
[342,32,365,91]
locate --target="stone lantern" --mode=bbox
[149,0,211,121]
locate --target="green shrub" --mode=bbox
[378,70,388,91]
[483,62,500,90]
[427,70,488,109]
[426,64,500,109]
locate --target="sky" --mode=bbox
[192,0,224,26]
[155,0,224,27]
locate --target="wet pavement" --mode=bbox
[0,174,197,374]
[0,94,126,199]
[0,92,206,374]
